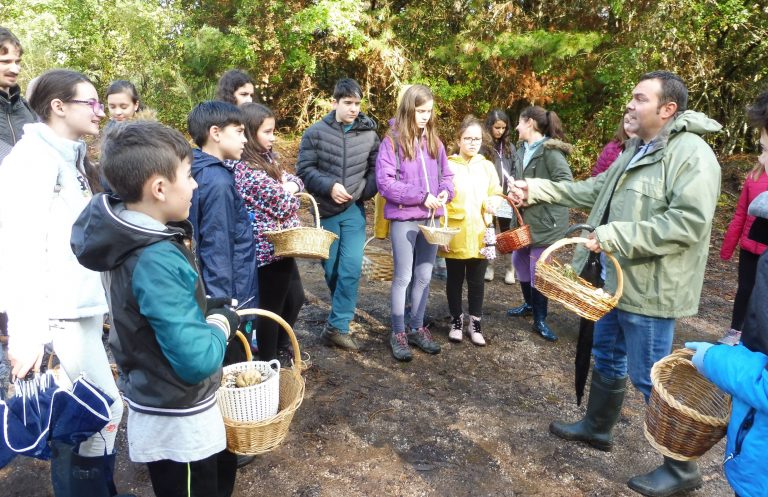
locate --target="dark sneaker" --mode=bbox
[390,332,413,362]
[407,327,441,354]
[320,324,359,351]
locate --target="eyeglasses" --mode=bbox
[69,98,104,115]
[462,137,482,143]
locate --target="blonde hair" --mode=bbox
[748,162,765,182]
[390,85,441,161]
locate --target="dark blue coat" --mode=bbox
[189,149,258,305]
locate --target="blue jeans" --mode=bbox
[592,308,675,402]
[320,203,366,333]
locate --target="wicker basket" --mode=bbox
[362,236,394,281]
[265,192,338,260]
[221,308,306,455]
[534,237,623,321]
[644,349,731,460]
[495,194,532,254]
[217,360,281,422]
[418,211,460,246]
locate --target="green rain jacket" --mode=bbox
[526,111,722,318]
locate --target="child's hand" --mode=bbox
[684,341,715,373]
[283,181,300,194]
[424,193,441,210]
[436,190,449,205]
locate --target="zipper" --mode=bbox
[6,111,16,144]
[340,124,347,185]
[724,407,756,466]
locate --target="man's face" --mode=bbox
[0,43,22,93]
[625,78,675,142]
[333,96,361,124]
[217,123,247,160]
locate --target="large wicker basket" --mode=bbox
[265,192,338,260]
[644,349,731,460]
[220,308,306,455]
[419,211,460,246]
[495,194,531,254]
[534,237,623,321]
[362,236,394,281]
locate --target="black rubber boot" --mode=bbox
[627,457,703,497]
[549,370,627,451]
[507,282,533,317]
[531,288,557,341]
[51,442,135,497]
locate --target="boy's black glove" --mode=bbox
[204,297,240,342]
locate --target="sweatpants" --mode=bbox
[445,257,488,318]
[146,449,237,497]
[390,220,438,333]
[256,257,304,361]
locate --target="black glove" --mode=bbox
[205,296,235,314]
[204,298,240,342]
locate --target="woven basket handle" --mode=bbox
[426,209,447,230]
[539,237,624,301]
[236,308,304,378]
[294,192,321,229]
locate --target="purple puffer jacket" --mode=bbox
[376,135,454,221]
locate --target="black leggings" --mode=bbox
[146,449,237,497]
[256,257,304,361]
[731,248,760,330]
[445,258,488,318]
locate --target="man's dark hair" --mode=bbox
[187,101,243,148]
[639,70,688,112]
[747,90,768,131]
[333,78,362,101]
[0,27,22,56]
[215,69,254,105]
[101,121,192,203]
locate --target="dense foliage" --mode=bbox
[4,0,767,175]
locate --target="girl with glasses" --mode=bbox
[506,106,573,342]
[0,69,130,496]
[441,115,502,345]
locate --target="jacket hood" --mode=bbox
[448,153,491,166]
[191,148,224,175]
[542,138,574,155]
[321,110,378,132]
[22,122,86,166]
[670,110,722,135]
[72,193,189,272]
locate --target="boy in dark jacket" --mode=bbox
[296,78,380,350]
[72,121,241,497]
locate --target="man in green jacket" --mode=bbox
[510,71,721,497]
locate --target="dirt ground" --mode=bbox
[0,209,739,497]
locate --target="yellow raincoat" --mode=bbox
[439,154,502,259]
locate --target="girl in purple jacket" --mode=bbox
[376,85,454,362]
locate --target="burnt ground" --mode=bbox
[1,145,749,497]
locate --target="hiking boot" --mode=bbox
[407,327,441,354]
[390,332,413,362]
[484,266,494,281]
[627,457,703,497]
[717,328,741,346]
[468,316,486,346]
[449,314,464,342]
[549,370,627,451]
[320,324,359,351]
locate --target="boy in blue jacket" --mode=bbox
[72,121,241,497]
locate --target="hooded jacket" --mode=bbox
[720,171,768,259]
[0,85,37,151]
[189,149,258,304]
[376,134,455,220]
[0,123,107,358]
[72,194,226,415]
[296,111,380,218]
[439,154,501,259]
[514,138,574,246]
[526,111,722,318]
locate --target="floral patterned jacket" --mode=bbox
[234,162,304,267]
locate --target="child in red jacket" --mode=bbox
[720,160,768,343]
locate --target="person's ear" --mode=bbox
[331,98,338,109]
[50,99,66,118]
[149,175,166,202]
[659,101,678,120]
[209,125,221,143]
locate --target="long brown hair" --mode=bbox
[519,105,565,141]
[390,85,441,161]
[240,102,281,180]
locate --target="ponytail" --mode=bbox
[520,106,565,141]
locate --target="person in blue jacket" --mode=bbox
[686,91,768,497]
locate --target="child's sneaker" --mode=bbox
[449,314,464,342]
[390,332,413,361]
[717,328,741,346]
[407,326,441,354]
[468,316,486,346]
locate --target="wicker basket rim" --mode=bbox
[267,192,323,232]
[221,373,306,428]
[235,308,305,377]
[219,360,280,392]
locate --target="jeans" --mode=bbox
[592,308,675,401]
[320,203,366,333]
[390,220,439,333]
